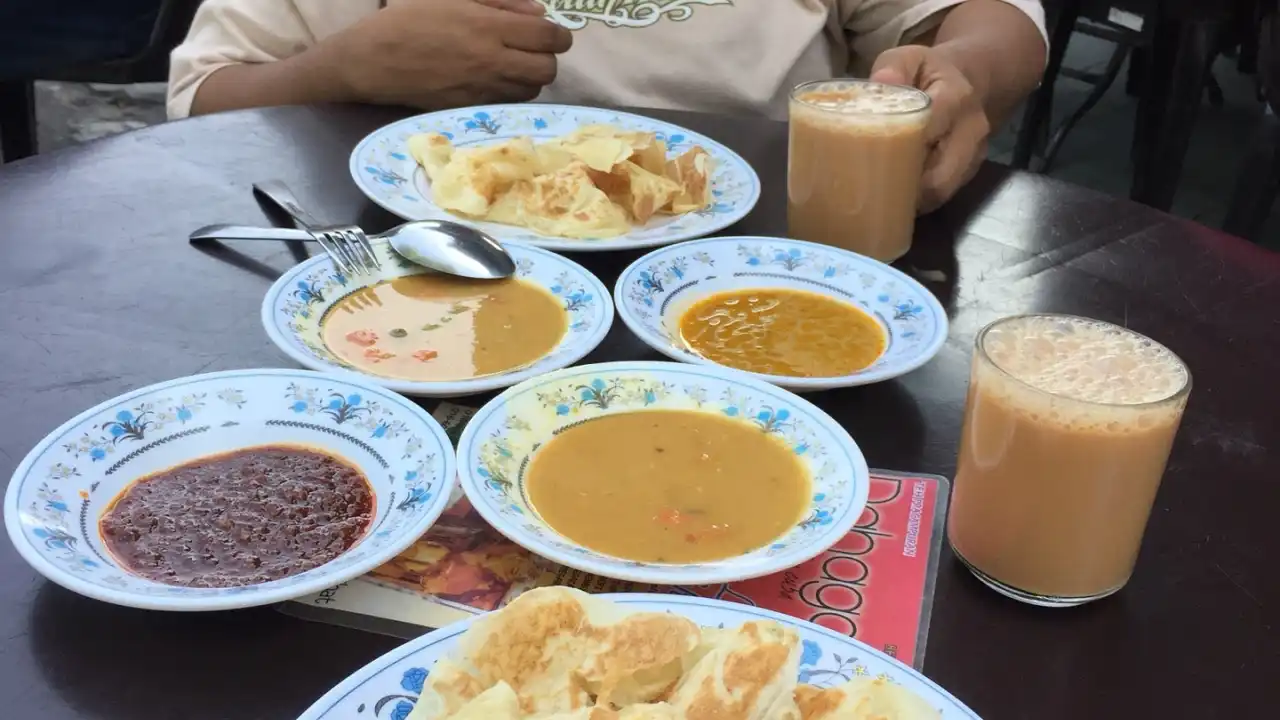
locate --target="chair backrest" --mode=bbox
[45,0,203,85]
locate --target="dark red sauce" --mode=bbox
[100,445,374,588]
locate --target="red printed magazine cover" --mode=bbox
[285,471,947,669]
[282,403,949,670]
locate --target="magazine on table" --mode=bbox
[281,403,949,670]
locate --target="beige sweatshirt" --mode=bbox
[168,0,1046,120]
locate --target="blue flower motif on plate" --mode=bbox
[462,110,501,135]
[348,104,760,252]
[265,239,612,398]
[389,700,413,720]
[5,370,455,611]
[457,362,870,586]
[614,236,948,391]
[399,667,427,694]
[59,391,230,462]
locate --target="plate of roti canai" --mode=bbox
[295,588,980,720]
[349,105,760,252]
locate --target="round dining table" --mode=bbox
[0,104,1277,719]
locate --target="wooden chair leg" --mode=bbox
[1012,0,1082,170]
[1223,108,1280,242]
[0,80,38,162]
[1130,17,1222,211]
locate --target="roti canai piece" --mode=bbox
[492,162,633,239]
[437,681,521,720]
[407,132,454,182]
[539,702,684,720]
[405,588,945,720]
[419,135,542,217]
[554,125,668,175]
[662,146,714,215]
[409,587,700,719]
[405,124,715,239]
[528,124,682,224]
[794,678,941,720]
[551,126,635,173]
[588,162,682,224]
[666,621,804,720]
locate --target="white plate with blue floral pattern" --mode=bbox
[455,361,869,585]
[348,104,760,252]
[615,237,949,391]
[262,239,613,397]
[2,369,456,611]
[295,594,980,720]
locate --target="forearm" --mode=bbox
[189,41,355,116]
[929,0,1047,128]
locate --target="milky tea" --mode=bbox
[788,80,930,262]
[948,315,1191,607]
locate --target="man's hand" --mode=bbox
[870,45,989,214]
[333,0,573,110]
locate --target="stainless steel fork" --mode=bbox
[253,180,382,276]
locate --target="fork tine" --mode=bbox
[344,229,379,273]
[313,232,355,275]
[328,230,364,275]
[339,230,373,275]
[350,228,382,270]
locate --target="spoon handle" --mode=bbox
[190,224,316,243]
[253,180,326,229]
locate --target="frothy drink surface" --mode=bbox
[796,85,931,115]
[983,315,1188,407]
[788,81,929,262]
[948,316,1190,602]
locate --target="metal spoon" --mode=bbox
[190,220,517,279]
[260,180,514,279]
[191,179,515,279]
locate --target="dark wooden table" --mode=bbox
[1,105,1277,719]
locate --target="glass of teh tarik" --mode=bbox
[788,79,931,262]
[947,314,1191,607]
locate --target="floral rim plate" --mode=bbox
[2,369,456,611]
[348,104,761,252]
[295,594,980,720]
[455,361,869,584]
[615,236,949,391]
[262,240,613,398]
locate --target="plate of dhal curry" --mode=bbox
[615,237,948,391]
[296,587,977,720]
[455,362,869,585]
[349,104,760,251]
[263,239,612,397]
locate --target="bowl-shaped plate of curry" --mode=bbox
[455,361,870,584]
[263,239,613,398]
[3,369,455,611]
[614,236,948,391]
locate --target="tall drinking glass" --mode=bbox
[947,314,1191,607]
[787,79,931,262]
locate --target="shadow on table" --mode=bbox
[188,239,300,282]
[26,582,396,720]
[187,187,324,281]
[901,217,960,318]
